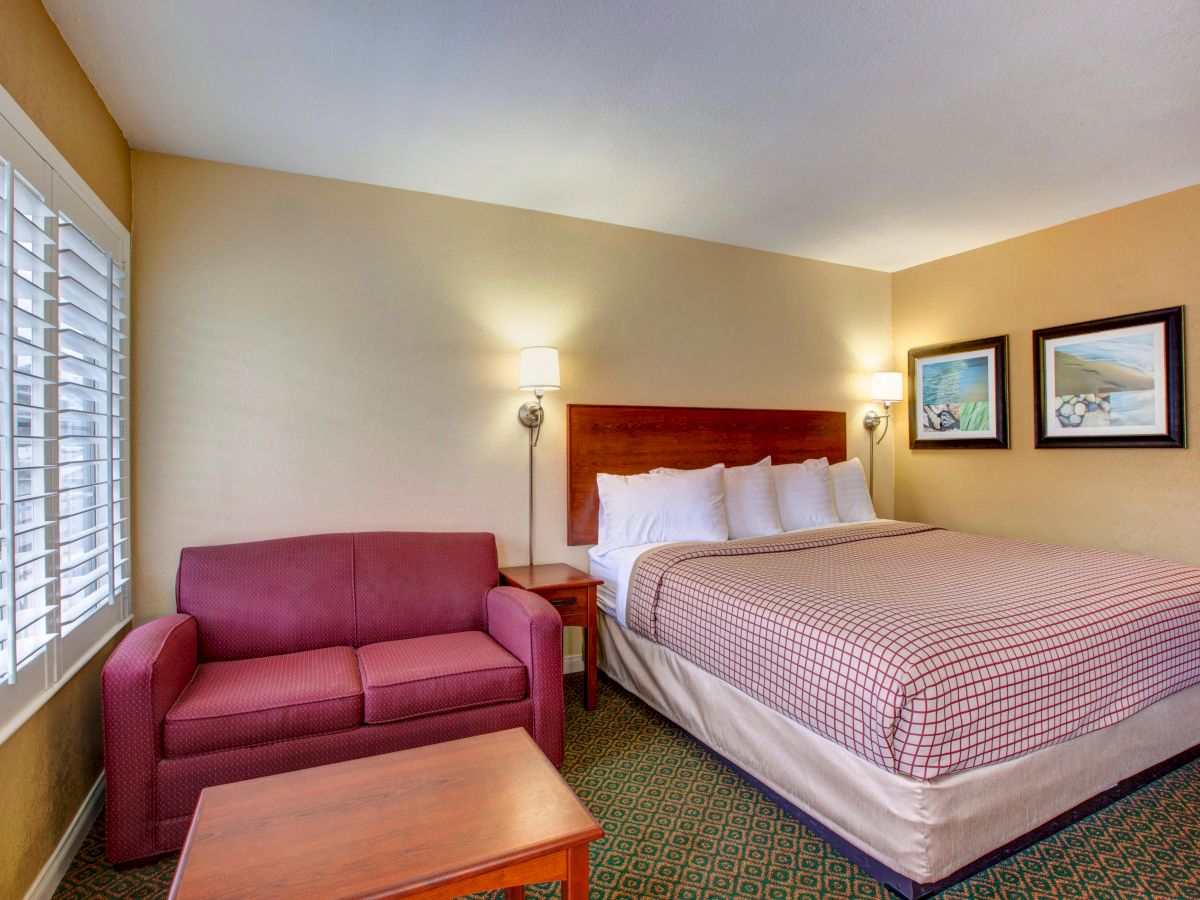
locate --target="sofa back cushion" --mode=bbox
[353,532,497,645]
[177,533,356,661]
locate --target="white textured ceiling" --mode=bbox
[44,0,1200,271]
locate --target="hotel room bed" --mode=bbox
[589,521,1200,893]
[568,404,1200,898]
[596,606,1200,894]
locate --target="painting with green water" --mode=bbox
[908,335,1009,449]
[920,356,990,434]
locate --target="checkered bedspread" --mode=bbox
[624,522,1200,778]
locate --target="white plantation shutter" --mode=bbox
[57,218,129,627]
[5,164,59,680]
[0,92,131,737]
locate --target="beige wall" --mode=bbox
[132,151,894,622]
[893,185,1200,566]
[0,3,132,897]
[0,0,131,228]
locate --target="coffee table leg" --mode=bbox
[505,888,526,899]
[561,843,589,900]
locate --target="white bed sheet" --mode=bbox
[588,519,891,625]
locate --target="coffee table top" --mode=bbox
[169,728,603,899]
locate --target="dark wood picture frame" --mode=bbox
[1033,306,1185,449]
[907,335,1010,449]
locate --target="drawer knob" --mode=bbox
[550,596,579,607]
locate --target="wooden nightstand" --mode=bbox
[499,564,604,711]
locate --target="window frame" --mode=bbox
[0,83,132,745]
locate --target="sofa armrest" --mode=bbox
[486,586,565,766]
[102,614,198,864]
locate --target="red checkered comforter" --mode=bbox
[625,522,1200,778]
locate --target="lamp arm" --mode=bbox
[517,388,546,446]
[518,387,547,568]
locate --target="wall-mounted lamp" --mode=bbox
[518,346,560,566]
[862,371,903,495]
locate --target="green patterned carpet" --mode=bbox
[57,675,1200,899]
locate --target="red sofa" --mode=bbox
[101,531,564,865]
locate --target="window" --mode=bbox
[0,92,130,738]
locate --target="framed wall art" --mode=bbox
[908,335,1009,449]
[1033,306,1185,448]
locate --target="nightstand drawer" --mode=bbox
[539,587,588,625]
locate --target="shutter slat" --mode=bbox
[16,547,56,567]
[58,222,107,273]
[16,632,54,666]
[59,308,110,347]
[13,271,55,307]
[12,242,52,277]
[58,330,107,365]
[12,337,54,358]
[15,604,55,631]
[12,212,54,251]
[15,575,55,601]
[15,518,54,537]
[58,250,108,296]
[61,587,111,626]
[59,355,107,385]
[61,543,108,571]
[58,276,110,322]
[14,307,56,334]
[61,521,108,545]
[13,177,52,221]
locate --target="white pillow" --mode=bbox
[721,457,784,538]
[597,463,729,550]
[655,457,783,539]
[772,458,840,530]
[830,457,877,523]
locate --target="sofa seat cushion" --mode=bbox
[163,646,363,758]
[357,631,527,725]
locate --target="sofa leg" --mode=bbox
[113,850,176,871]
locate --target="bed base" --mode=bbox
[677,719,1200,899]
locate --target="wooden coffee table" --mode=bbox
[168,728,603,899]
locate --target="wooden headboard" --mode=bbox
[566,404,847,545]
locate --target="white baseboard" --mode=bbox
[563,653,585,674]
[23,773,104,900]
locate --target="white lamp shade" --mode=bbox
[871,371,903,403]
[519,346,560,391]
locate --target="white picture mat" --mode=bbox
[1044,322,1167,437]
[914,346,998,440]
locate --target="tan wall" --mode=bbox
[0,3,132,896]
[892,185,1200,566]
[0,0,131,228]
[132,151,894,622]
[0,629,126,900]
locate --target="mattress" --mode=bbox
[587,543,629,617]
[598,608,1200,885]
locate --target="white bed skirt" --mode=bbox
[598,610,1200,884]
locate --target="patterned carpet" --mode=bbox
[56,675,1200,899]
